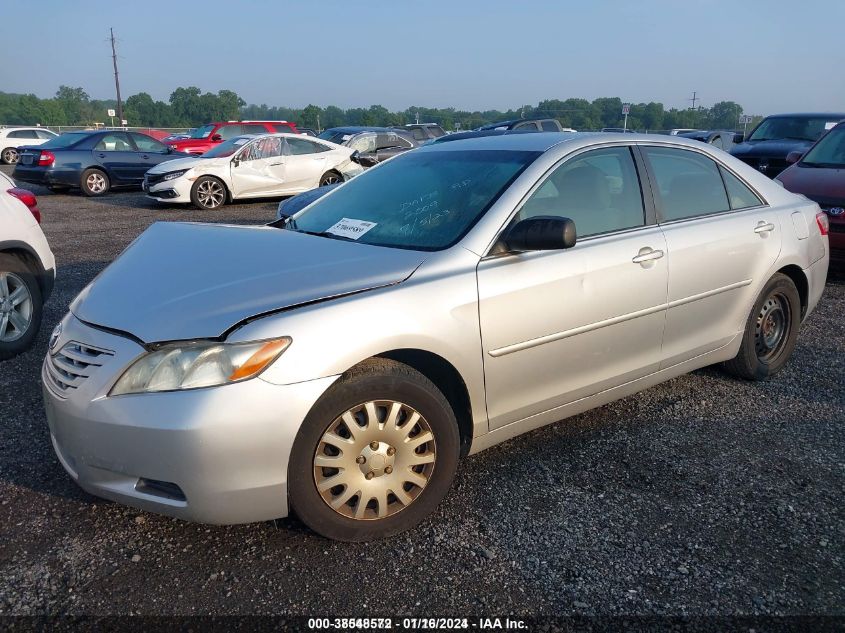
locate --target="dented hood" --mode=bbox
[71,222,426,343]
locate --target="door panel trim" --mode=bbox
[667,278,752,309]
[488,277,750,358]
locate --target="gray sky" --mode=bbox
[1,0,843,115]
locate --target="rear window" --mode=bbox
[272,123,295,133]
[39,132,90,149]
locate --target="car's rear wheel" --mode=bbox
[0,254,43,361]
[723,273,801,380]
[319,171,342,187]
[289,358,460,541]
[80,168,110,196]
[190,176,227,210]
[1,148,19,165]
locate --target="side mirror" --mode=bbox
[503,216,577,252]
[232,156,240,167]
[166,146,174,154]
[786,150,804,165]
[350,150,361,165]
[211,134,223,142]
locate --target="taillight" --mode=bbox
[7,187,41,223]
[816,211,829,236]
[37,150,55,166]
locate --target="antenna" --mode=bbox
[110,28,124,125]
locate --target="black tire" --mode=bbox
[723,273,801,380]
[0,253,43,361]
[80,168,110,196]
[190,176,227,210]
[318,171,343,187]
[1,147,19,165]
[289,358,460,541]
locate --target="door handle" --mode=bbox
[269,162,283,166]
[142,154,149,159]
[632,248,665,264]
[98,153,106,158]
[754,221,775,234]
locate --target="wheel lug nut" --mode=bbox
[356,456,366,464]
[385,466,393,475]
[386,447,395,456]
[365,471,375,480]
[370,441,379,450]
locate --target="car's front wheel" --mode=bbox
[319,171,342,187]
[289,358,460,541]
[190,176,227,210]
[0,254,43,361]
[723,272,801,380]
[1,147,19,165]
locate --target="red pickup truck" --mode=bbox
[166,121,299,155]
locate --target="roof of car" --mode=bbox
[419,131,715,154]
[323,126,398,134]
[763,113,845,118]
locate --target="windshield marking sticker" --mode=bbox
[325,218,377,240]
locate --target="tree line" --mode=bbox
[0,86,761,132]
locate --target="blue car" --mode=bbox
[13,130,189,196]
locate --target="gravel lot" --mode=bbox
[0,165,843,617]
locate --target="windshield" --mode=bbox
[318,130,350,145]
[189,124,215,139]
[288,149,539,251]
[801,125,845,168]
[39,132,90,149]
[202,136,252,158]
[748,117,842,142]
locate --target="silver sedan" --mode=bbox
[43,133,830,541]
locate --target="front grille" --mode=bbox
[736,156,788,177]
[45,341,114,395]
[145,172,167,187]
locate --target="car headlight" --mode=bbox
[110,338,291,396]
[162,169,189,181]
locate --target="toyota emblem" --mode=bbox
[49,323,62,352]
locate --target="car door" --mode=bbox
[128,133,173,180]
[92,132,138,183]
[639,145,782,368]
[282,137,332,191]
[229,136,286,197]
[477,145,669,429]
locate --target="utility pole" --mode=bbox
[415,110,420,125]
[110,28,124,125]
[688,91,698,110]
[316,113,321,134]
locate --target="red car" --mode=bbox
[166,120,299,155]
[777,121,845,269]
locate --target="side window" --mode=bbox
[36,130,56,140]
[9,130,38,139]
[541,120,560,132]
[643,147,730,221]
[95,133,133,151]
[516,146,646,237]
[130,133,166,153]
[242,124,268,135]
[720,166,763,210]
[376,133,409,150]
[272,123,294,133]
[215,124,242,140]
[286,137,326,155]
[253,136,283,159]
[514,121,540,131]
[348,134,377,154]
[410,128,427,141]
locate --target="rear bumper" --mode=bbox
[13,166,80,188]
[804,252,829,321]
[829,221,844,268]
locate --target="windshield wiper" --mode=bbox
[292,228,357,242]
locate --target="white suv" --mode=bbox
[0,171,55,360]
[0,127,58,165]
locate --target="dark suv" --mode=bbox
[730,113,845,177]
[397,123,446,141]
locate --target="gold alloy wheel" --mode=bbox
[313,400,436,520]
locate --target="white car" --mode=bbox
[0,171,55,360]
[143,133,363,210]
[0,127,59,165]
